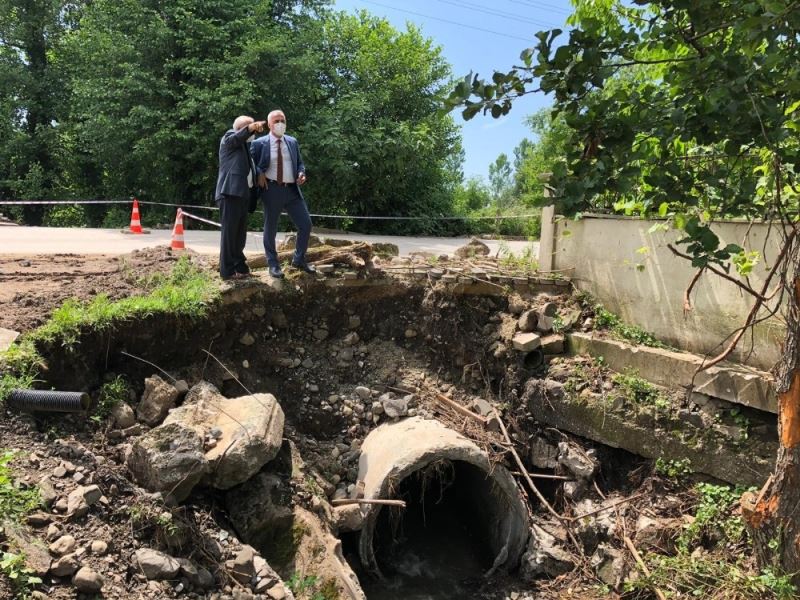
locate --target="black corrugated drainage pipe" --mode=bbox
[7,389,90,413]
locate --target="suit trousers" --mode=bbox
[262,184,312,268]
[218,194,250,278]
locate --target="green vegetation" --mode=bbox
[498,241,539,273]
[287,573,339,600]
[0,551,42,599]
[30,257,218,348]
[93,376,129,421]
[654,457,692,479]
[0,451,41,521]
[612,369,670,411]
[626,483,795,599]
[593,304,667,349]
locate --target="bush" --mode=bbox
[43,203,86,227]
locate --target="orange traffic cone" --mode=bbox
[171,209,185,250]
[129,198,143,234]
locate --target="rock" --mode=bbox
[49,534,77,556]
[381,395,408,419]
[267,584,289,599]
[225,472,294,555]
[520,524,574,581]
[177,558,214,589]
[38,477,57,508]
[540,334,565,355]
[137,375,180,426]
[163,385,285,490]
[53,465,67,478]
[111,401,136,429]
[126,421,208,502]
[471,398,494,418]
[557,442,598,480]
[73,566,104,593]
[404,329,418,339]
[240,332,256,346]
[634,514,681,552]
[25,512,52,527]
[227,545,256,584]
[354,386,371,400]
[133,548,181,580]
[518,310,538,333]
[184,381,219,405]
[508,295,527,315]
[46,523,61,541]
[50,553,80,577]
[455,237,490,258]
[573,499,615,554]
[529,436,559,470]
[348,315,361,329]
[0,327,20,353]
[333,504,364,533]
[343,332,359,346]
[313,328,329,341]
[592,544,627,588]
[1,519,51,576]
[90,540,109,555]
[512,333,542,352]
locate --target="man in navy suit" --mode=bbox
[250,109,315,279]
[215,115,265,280]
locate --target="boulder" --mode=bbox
[455,237,490,258]
[73,566,103,593]
[133,548,181,580]
[126,421,208,502]
[176,558,215,590]
[49,553,80,577]
[163,385,285,490]
[333,505,364,533]
[49,534,77,556]
[518,310,538,333]
[137,375,180,426]
[381,394,408,419]
[111,401,136,429]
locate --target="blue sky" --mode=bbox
[332,0,574,181]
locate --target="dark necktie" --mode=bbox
[276,138,283,184]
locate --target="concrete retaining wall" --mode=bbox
[539,214,785,370]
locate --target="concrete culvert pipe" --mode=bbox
[357,417,529,581]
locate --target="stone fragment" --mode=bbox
[557,442,598,480]
[111,401,136,429]
[520,524,574,581]
[90,540,109,555]
[313,328,329,341]
[508,295,527,315]
[455,237,490,258]
[239,332,256,346]
[137,375,180,426]
[0,327,20,353]
[25,512,51,527]
[404,329,418,338]
[73,566,103,593]
[518,310,538,333]
[126,421,208,502]
[591,544,627,587]
[536,314,555,333]
[177,558,214,589]
[1,519,51,576]
[343,332,359,346]
[512,333,542,352]
[38,477,57,508]
[225,472,294,554]
[529,436,558,469]
[348,315,361,329]
[354,386,371,400]
[333,504,363,532]
[226,545,255,584]
[381,395,408,419]
[49,534,77,556]
[50,553,80,577]
[133,548,181,580]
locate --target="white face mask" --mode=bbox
[272,122,286,137]
[247,134,255,142]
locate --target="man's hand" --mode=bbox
[258,173,268,188]
[249,120,267,133]
[297,172,307,185]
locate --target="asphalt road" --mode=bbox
[0,226,539,258]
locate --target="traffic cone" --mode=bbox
[171,209,185,250]
[129,198,143,234]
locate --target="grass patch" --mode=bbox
[0,451,41,521]
[498,241,539,273]
[593,303,668,348]
[612,368,671,411]
[1,551,42,599]
[30,256,218,348]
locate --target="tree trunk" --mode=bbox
[744,278,800,578]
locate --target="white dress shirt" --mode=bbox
[264,133,295,183]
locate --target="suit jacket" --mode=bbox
[215,126,257,202]
[249,134,306,200]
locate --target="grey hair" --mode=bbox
[267,110,285,122]
[233,115,254,130]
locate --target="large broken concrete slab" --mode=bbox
[357,417,528,577]
[568,333,776,413]
[524,379,775,487]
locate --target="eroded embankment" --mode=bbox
[0,260,783,600]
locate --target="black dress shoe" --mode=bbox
[291,261,316,274]
[269,266,284,279]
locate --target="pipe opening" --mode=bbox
[362,459,508,599]
[523,348,544,370]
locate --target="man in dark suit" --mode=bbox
[215,115,266,280]
[250,109,315,279]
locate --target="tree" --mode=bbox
[0,0,84,223]
[449,0,800,579]
[488,152,514,208]
[514,107,571,205]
